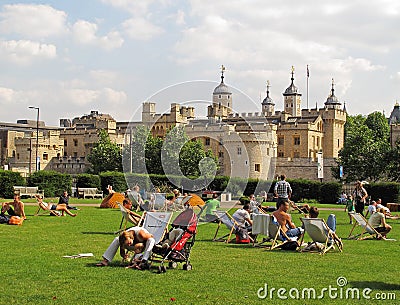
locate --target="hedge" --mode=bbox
[76,174,101,189]
[27,171,72,197]
[0,170,25,198]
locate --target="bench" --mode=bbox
[13,186,44,198]
[77,187,103,199]
[387,203,400,212]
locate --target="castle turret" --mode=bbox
[324,78,341,109]
[262,80,275,116]
[208,65,232,121]
[282,66,302,117]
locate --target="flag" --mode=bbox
[307,65,309,78]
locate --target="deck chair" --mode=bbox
[34,200,60,217]
[115,202,144,234]
[268,216,301,250]
[347,213,382,240]
[213,210,240,243]
[140,211,173,244]
[152,193,167,211]
[299,218,343,255]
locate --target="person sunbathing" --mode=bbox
[1,195,26,219]
[36,195,77,217]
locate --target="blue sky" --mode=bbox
[1,0,400,126]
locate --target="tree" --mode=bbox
[385,140,400,181]
[87,129,122,174]
[333,113,391,182]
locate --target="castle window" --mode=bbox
[205,138,210,146]
[294,136,300,145]
[43,153,48,161]
[278,151,284,158]
[293,151,300,158]
[337,139,340,147]
[219,95,221,98]
[267,148,270,155]
[278,136,284,145]
[316,137,320,147]
[73,139,78,146]
[64,139,67,146]
[255,164,260,172]
[237,147,242,155]
[73,152,78,157]
[17,153,20,160]
[218,151,224,158]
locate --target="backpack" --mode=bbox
[0,214,10,224]
[8,216,24,226]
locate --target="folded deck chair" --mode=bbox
[140,211,173,244]
[268,216,300,250]
[34,200,61,217]
[212,210,240,243]
[299,218,343,255]
[115,202,144,234]
[347,213,382,240]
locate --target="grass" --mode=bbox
[0,201,399,305]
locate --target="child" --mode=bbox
[344,195,355,224]
[125,243,145,270]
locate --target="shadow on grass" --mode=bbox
[350,281,400,291]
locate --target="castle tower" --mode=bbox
[283,66,302,117]
[324,78,342,109]
[208,65,232,121]
[142,101,156,123]
[261,80,275,116]
[321,79,346,158]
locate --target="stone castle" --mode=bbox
[0,66,399,181]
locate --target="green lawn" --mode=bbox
[1,203,399,305]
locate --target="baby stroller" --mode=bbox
[153,205,204,273]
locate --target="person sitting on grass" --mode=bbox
[376,198,399,219]
[368,208,392,239]
[96,226,155,270]
[1,194,26,220]
[36,195,77,217]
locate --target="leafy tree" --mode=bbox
[87,129,122,174]
[365,111,390,141]
[334,114,389,182]
[385,140,400,181]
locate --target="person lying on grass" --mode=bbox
[96,227,155,270]
[36,195,77,217]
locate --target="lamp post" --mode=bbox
[28,106,39,172]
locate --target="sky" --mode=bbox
[1,0,400,126]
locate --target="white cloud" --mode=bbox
[0,40,56,65]
[100,0,155,15]
[0,87,15,104]
[72,20,124,50]
[0,4,67,38]
[122,17,164,40]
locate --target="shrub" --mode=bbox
[76,174,101,189]
[27,171,72,197]
[0,170,25,198]
[99,171,127,193]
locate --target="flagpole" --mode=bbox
[306,65,309,109]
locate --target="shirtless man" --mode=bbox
[272,201,303,239]
[1,195,26,219]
